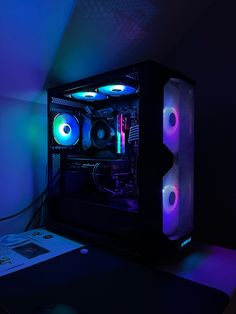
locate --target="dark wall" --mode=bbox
[45,0,213,87]
[164,0,236,249]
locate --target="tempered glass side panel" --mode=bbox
[49,90,139,214]
[163,79,194,240]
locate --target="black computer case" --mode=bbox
[47,61,194,258]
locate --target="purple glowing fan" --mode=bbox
[163,79,194,240]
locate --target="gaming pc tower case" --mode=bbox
[47,61,194,257]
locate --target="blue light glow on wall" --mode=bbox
[0,97,47,235]
[0,0,76,235]
[0,1,76,102]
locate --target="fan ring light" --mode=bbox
[70,91,107,101]
[163,107,179,135]
[163,185,178,213]
[53,113,80,146]
[98,84,137,96]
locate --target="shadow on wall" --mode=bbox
[0,96,47,235]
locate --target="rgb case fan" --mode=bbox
[53,113,80,146]
[47,61,194,258]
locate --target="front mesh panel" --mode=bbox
[163,79,194,240]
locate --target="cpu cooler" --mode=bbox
[90,119,114,149]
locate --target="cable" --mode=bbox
[28,172,61,230]
[39,195,45,228]
[0,303,11,314]
[0,188,48,222]
[92,162,120,196]
[24,197,48,231]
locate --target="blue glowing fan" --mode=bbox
[71,91,107,101]
[98,84,137,96]
[53,113,80,146]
